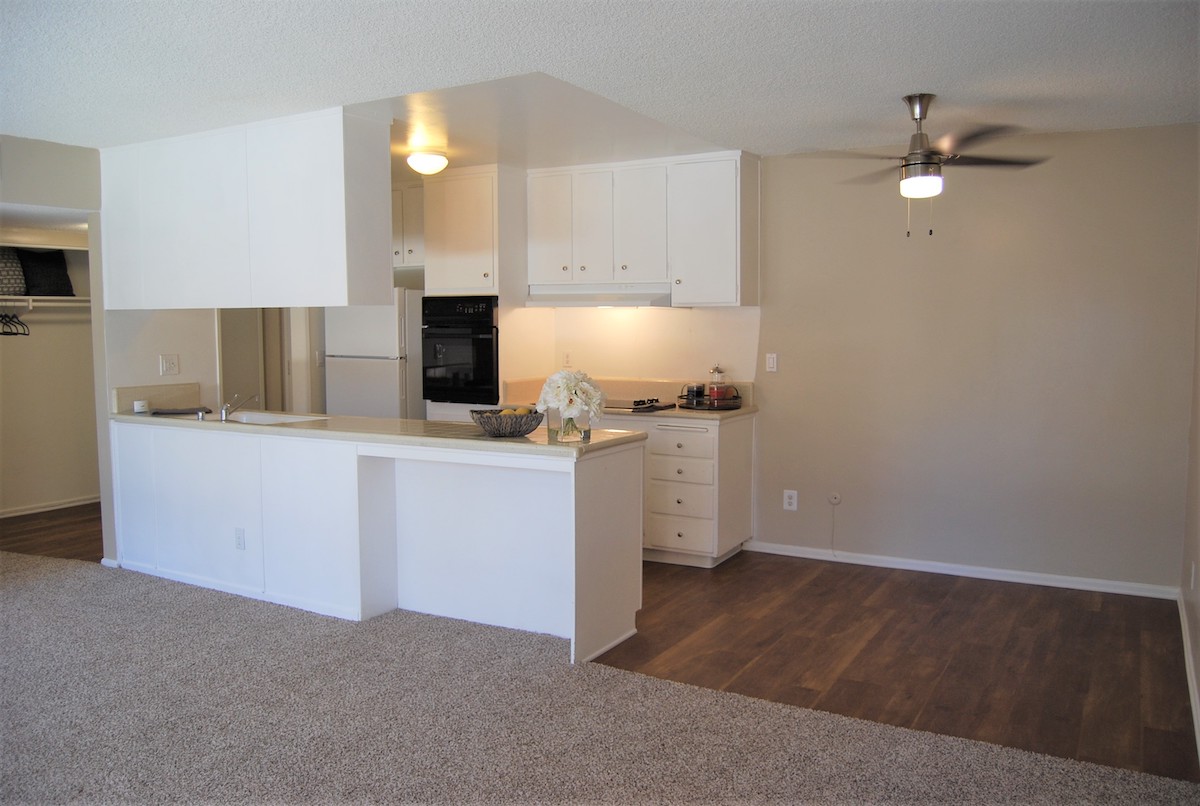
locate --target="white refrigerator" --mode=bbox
[324,289,425,419]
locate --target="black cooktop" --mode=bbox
[604,398,677,413]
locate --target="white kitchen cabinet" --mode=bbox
[612,165,667,282]
[110,423,267,595]
[391,183,425,267]
[527,169,613,284]
[109,421,392,620]
[527,165,666,286]
[101,107,393,310]
[602,412,754,567]
[424,164,526,305]
[667,153,759,307]
[102,129,253,309]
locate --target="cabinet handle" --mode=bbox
[676,442,684,449]
[407,249,414,255]
[483,272,490,278]
[676,531,684,538]
[561,266,569,272]
[675,279,682,285]
[394,250,401,256]
[579,265,587,272]
[621,264,628,271]
[676,468,684,475]
[676,498,683,504]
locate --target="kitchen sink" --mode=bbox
[225,411,328,425]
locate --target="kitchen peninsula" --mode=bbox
[109,413,646,662]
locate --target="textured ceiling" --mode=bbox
[1,1,1197,162]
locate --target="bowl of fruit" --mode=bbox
[470,407,544,438]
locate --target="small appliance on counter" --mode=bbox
[677,366,742,410]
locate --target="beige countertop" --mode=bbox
[110,412,647,457]
[599,403,758,422]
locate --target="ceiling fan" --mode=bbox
[850,93,1047,198]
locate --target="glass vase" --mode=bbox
[548,408,590,442]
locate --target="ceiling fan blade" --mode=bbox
[842,165,897,184]
[934,124,1021,155]
[788,149,900,162]
[946,154,1047,168]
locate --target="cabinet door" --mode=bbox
[527,173,573,284]
[572,170,613,282]
[111,423,157,569]
[425,172,497,292]
[247,111,347,307]
[400,184,425,265]
[261,438,363,618]
[139,130,253,309]
[99,146,145,309]
[614,165,667,282]
[152,428,264,594]
[668,159,739,306]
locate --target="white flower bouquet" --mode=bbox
[537,370,605,440]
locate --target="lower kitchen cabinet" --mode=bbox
[603,412,754,567]
[110,422,386,619]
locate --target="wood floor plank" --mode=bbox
[597,551,1200,781]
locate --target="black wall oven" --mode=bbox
[421,296,499,405]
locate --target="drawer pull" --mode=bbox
[676,498,683,504]
[676,442,684,449]
[676,468,684,475]
[677,531,684,538]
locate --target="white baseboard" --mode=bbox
[100,558,120,569]
[0,495,100,519]
[743,539,1180,600]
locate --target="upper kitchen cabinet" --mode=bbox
[423,164,526,306]
[527,164,666,287]
[391,183,424,267]
[667,153,759,307]
[100,107,393,310]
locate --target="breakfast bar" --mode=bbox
[108,413,647,662]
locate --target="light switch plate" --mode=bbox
[159,354,180,376]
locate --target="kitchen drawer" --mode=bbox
[646,514,713,554]
[647,480,714,519]
[647,455,714,485]
[646,424,714,459]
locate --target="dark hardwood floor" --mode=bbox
[597,551,1200,781]
[5,505,1197,780]
[0,502,103,562]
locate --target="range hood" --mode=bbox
[525,282,672,308]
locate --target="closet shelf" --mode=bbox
[0,295,92,312]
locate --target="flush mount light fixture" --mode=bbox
[406,151,448,175]
[899,160,944,198]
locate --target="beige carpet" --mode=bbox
[2,551,1198,805]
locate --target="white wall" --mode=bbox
[0,251,99,515]
[754,124,1199,588]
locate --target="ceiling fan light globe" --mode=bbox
[900,175,943,198]
[406,151,449,175]
[899,162,943,198]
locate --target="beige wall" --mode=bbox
[103,309,220,410]
[1182,125,1200,748]
[754,124,1199,588]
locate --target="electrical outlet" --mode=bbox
[234,527,246,551]
[828,493,842,506]
[783,490,798,511]
[563,351,573,368]
[159,353,180,376]
[766,352,778,372]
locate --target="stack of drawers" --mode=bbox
[645,423,718,553]
[603,412,753,566]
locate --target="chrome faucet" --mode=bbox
[219,393,260,422]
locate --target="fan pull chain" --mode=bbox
[906,198,911,237]
[928,199,934,236]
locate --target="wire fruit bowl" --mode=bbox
[470,409,544,438]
